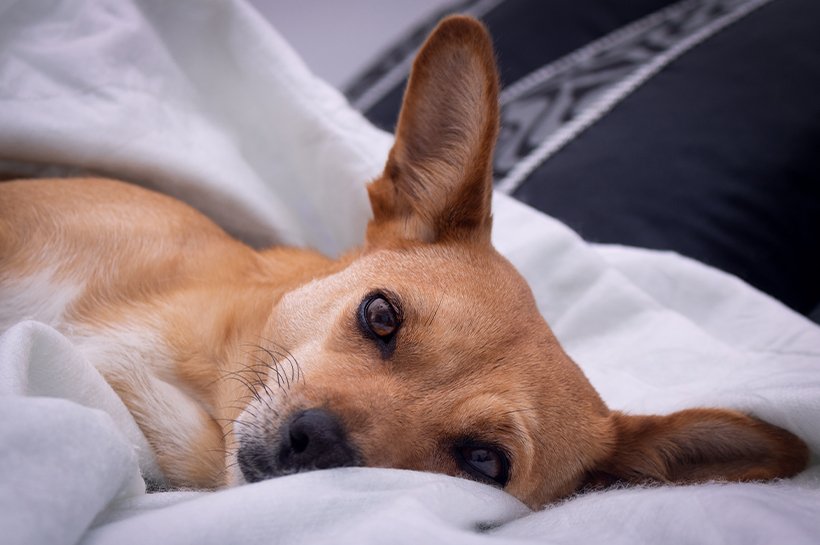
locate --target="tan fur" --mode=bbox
[0,16,808,508]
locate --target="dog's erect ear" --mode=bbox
[366,16,499,246]
[585,409,808,488]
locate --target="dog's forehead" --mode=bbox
[356,245,555,363]
[284,244,561,375]
[360,244,531,299]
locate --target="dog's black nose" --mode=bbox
[278,408,358,472]
[238,408,359,483]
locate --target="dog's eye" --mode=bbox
[455,443,510,487]
[364,296,398,338]
[358,293,401,356]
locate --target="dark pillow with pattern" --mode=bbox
[346,0,820,318]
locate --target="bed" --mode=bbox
[1,1,818,544]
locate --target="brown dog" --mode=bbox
[0,16,807,508]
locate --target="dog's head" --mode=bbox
[233,16,808,508]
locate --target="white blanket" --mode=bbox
[1,1,818,544]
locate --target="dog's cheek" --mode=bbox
[266,255,396,351]
[262,296,345,363]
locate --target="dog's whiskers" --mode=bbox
[206,339,307,484]
[255,337,304,386]
[256,345,292,391]
[222,372,271,414]
[248,352,286,394]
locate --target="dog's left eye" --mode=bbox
[455,443,510,487]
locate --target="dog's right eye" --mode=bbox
[358,293,401,356]
[364,296,397,338]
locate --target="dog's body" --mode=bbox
[0,17,808,508]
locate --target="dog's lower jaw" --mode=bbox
[223,448,248,487]
[236,439,275,483]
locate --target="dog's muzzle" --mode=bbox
[237,408,361,483]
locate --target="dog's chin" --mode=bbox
[236,436,279,483]
[233,445,327,486]
[225,457,247,487]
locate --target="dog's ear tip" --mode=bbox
[433,14,490,37]
[425,15,494,55]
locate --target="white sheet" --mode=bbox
[0,1,818,544]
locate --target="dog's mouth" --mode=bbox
[236,407,362,483]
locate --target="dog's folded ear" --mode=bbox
[584,409,809,489]
[366,15,499,247]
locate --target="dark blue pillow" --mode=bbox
[347,0,820,318]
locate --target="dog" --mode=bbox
[0,16,808,509]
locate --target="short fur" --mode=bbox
[0,16,808,508]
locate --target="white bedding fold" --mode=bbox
[0,1,818,544]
